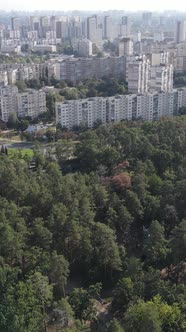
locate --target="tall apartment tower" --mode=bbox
[11,17,20,30]
[0,86,18,122]
[120,16,130,37]
[87,16,98,42]
[104,16,112,40]
[30,16,40,32]
[78,39,93,57]
[142,12,152,27]
[150,64,173,93]
[56,20,68,39]
[175,21,186,43]
[128,56,150,94]
[175,43,186,73]
[119,38,134,56]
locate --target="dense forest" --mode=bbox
[0,117,186,331]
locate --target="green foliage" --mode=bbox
[7,112,19,129]
[15,80,27,92]
[124,296,186,332]
[107,319,124,332]
[49,251,69,297]
[144,221,169,267]
[169,219,186,263]
[58,77,128,100]
[0,117,185,330]
[69,283,102,322]
[112,278,135,317]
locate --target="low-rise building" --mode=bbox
[32,44,56,53]
[0,45,21,54]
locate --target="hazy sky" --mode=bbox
[1,0,186,12]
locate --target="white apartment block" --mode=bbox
[0,71,8,86]
[7,69,17,85]
[175,43,186,73]
[150,64,173,93]
[87,16,102,43]
[119,38,133,56]
[0,61,56,86]
[120,16,131,37]
[0,45,21,54]
[32,44,56,53]
[56,98,107,129]
[0,86,18,122]
[0,86,46,122]
[55,56,127,83]
[0,85,18,96]
[104,16,112,40]
[17,90,46,119]
[78,39,92,57]
[175,21,186,44]
[147,52,169,66]
[55,88,186,130]
[153,32,164,42]
[128,56,150,94]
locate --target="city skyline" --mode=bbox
[1,0,186,12]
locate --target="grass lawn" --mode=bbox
[8,148,34,159]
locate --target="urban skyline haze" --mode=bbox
[1,0,186,12]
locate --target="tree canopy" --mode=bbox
[0,117,185,331]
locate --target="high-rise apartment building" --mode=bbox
[55,88,186,129]
[142,12,152,26]
[119,38,133,56]
[150,64,173,93]
[0,71,8,87]
[55,56,127,83]
[11,17,20,31]
[17,89,46,119]
[175,21,186,44]
[120,16,130,37]
[78,39,92,57]
[154,32,164,42]
[40,16,51,38]
[175,43,186,73]
[0,86,46,122]
[104,16,112,40]
[30,16,40,32]
[56,20,69,39]
[0,86,18,122]
[128,56,150,94]
[87,16,99,42]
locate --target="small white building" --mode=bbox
[33,44,56,53]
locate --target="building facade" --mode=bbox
[55,88,186,129]
[119,38,134,56]
[150,64,173,93]
[55,56,127,83]
[128,56,150,94]
[175,21,186,44]
[78,39,92,57]
[0,86,46,122]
